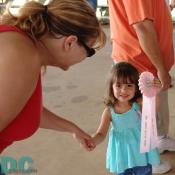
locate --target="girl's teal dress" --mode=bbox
[106,102,160,174]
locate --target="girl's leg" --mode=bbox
[133,164,152,175]
[117,168,134,175]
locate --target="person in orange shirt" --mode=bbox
[108,0,175,174]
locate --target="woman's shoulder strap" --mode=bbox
[0,25,22,33]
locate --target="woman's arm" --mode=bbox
[92,107,111,146]
[40,107,95,150]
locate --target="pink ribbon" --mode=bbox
[139,72,159,153]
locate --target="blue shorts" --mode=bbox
[117,164,152,175]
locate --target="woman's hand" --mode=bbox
[73,130,96,151]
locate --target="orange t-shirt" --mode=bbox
[108,0,174,75]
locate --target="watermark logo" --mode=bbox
[0,156,37,174]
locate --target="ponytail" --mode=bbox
[1,1,49,41]
[1,0,106,48]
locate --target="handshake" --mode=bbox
[73,132,97,151]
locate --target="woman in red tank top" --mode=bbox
[0,0,106,174]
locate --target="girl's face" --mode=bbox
[112,79,136,103]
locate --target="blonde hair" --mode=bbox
[1,0,106,48]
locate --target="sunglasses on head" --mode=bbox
[78,39,96,57]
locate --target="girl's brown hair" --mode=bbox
[1,0,106,48]
[105,62,142,107]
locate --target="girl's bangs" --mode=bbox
[113,71,135,84]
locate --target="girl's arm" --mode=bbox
[40,107,95,150]
[92,107,111,146]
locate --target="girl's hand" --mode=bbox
[73,130,96,151]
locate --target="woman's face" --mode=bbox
[42,35,96,70]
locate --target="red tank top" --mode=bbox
[0,25,42,153]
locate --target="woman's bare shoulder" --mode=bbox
[0,32,42,131]
[0,31,42,79]
[0,31,40,63]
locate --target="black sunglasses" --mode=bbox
[78,39,96,57]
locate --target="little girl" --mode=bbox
[92,62,160,175]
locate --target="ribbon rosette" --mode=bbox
[139,72,159,153]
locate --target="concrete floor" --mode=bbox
[1,25,175,175]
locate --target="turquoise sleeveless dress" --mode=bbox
[106,102,160,174]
